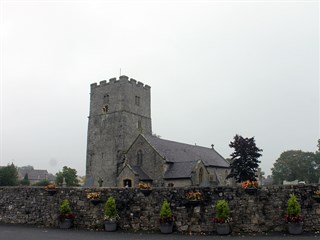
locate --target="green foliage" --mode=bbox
[160,199,173,221]
[215,200,230,220]
[55,166,79,187]
[0,163,19,186]
[287,194,301,217]
[272,150,320,184]
[20,173,30,186]
[60,199,72,215]
[104,197,117,220]
[227,135,263,183]
[32,180,50,186]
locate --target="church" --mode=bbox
[86,76,230,187]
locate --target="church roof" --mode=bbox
[18,169,55,181]
[131,166,152,181]
[163,161,197,179]
[144,135,229,168]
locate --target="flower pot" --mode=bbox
[216,223,231,235]
[288,222,303,235]
[59,219,73,229]
[159,222,173,234]
[244,188,258,195]
[104,221,117,232]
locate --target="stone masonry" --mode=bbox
[86,76,152,187]
[0,185,319,234]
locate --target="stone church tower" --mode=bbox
[86,76,152,187]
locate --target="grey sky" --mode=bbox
[1,0,319,177]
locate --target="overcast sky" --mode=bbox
[1,0,319,177]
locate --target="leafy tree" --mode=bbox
[226,135,262,183]
[56,166,79,187]
[272,150,319,184]
[20,173,30,186]
[0,163,19,186]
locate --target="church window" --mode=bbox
[199,167,203,185]
[138,119,142,129]
[135,96,140,106]
[137,150,143,166]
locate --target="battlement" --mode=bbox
[90,75,151,90]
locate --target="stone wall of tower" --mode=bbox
[86,76,152,187]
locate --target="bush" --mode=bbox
[215,200,230,223]
[104,197,117,221]
[59,199,74,219]
[285,194,303,222]
[33,180,50,186]
[287,194,301,217]
[160,200,174,223]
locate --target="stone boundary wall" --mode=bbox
[0,185,319,234]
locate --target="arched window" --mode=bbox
[199,167,203,185]
[137,150,143,166]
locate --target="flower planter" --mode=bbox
[244,188,258,195]
[104,221,117,232]
[288,222,303,235]
[216,223,231,235]
[59,219,73,229]
[159,222,173,234]
[140,189,152,196]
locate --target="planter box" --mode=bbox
[216,223,231,235]
[104,221,117,232]
[288,222,303,235]
[159,222,173,234]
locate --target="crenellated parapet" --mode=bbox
[90,75,151,91]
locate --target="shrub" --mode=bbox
[104,197,118,221]
[160,200,174,223]
[285,194,303,222]
[59,199,74,219]
[215,200,231,223]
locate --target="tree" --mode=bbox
[56,166,79,187]
[0,163,19,186]
[272,150,319,184]
[226,135,262,183]
[20,173,30,186]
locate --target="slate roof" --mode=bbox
[19,169,55,181]
[131,166,152,181]
[163,161,197,179]
[144,135,229,168]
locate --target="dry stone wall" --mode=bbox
[0,185,319,234]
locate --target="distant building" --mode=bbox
[86,76,230,187]
[18,166,55,184]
